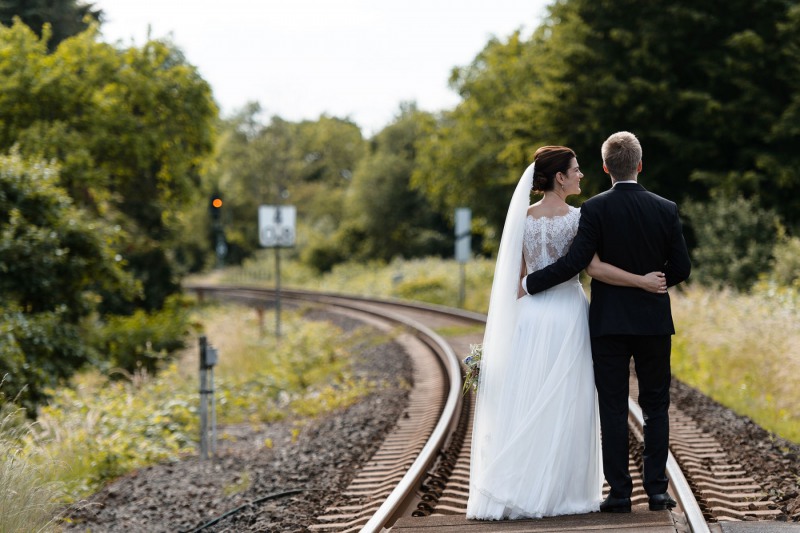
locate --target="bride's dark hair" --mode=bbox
[531,146,576,192]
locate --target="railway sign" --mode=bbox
[259,205,296,247]
[455,207,471,263]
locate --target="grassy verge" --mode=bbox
[2,303,383,525]
[0,403,64,533]
[671,282,800,443]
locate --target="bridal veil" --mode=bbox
[469,163,534,481]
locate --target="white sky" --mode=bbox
[93,0,551,135]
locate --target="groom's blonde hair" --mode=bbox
[601,131,642,181]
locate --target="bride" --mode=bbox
[467,146,666,519]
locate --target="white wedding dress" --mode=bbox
[467,206,603,520]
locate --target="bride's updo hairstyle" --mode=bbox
[531,146,576,193]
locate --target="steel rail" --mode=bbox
[357,312,463,532]
[186,284,467,531]
[628,399,710,533]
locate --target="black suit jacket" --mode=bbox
[525,182,691,337]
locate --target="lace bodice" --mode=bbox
[522,206,581,273]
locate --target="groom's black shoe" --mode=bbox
[648,492,677,511]
[600,495,631,513]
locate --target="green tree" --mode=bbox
[0,0,102,51]
[534,0,800,222]
[324,104,450,265]
[0,20,217,311]
[683,194,779,291]
[770,235,800,287]
[208,108,365,263]
[0,151,136,408]
[412,32,542,250]
[414,0,800,252]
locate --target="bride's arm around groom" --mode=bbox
[523,151,690,297]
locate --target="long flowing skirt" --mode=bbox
[467,278,602,519]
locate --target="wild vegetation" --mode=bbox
[0,401,65,533]
[0,16,217,408]
[0,303,383,533]
[671,282,800,443]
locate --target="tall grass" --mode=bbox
[0,402,64,533]
[1,305,380,509]
[671,282,800,443]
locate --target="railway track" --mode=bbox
[186,284,785,533]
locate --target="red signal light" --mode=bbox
[212,198,223,208]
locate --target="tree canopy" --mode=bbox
[334,103,451,264]
[0,18,217,407]
[207,107,366,264]
[0,19,217,311]
[413,0,800,243]
[0,0,101,51]
[0,151,136,407]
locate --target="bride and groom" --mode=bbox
[467,131,691,519]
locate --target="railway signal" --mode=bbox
[209,194,223,221]
[209,193,226,266]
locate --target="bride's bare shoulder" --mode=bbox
[526,201,544,217]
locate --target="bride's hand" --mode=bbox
[640,272,667,293]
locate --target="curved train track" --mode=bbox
[186,284,783,533]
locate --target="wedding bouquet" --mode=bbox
[462,343,482,395]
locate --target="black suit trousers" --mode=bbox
[591,335,671,498]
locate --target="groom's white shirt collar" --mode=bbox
[612,180,637,187]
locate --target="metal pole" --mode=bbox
[458,262,466,308]
[199,336,208,460]
[256,307,265,338]
[210,366,217,456]
[275,245,282,338]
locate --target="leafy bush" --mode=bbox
[32,367,199,498]
[289,377,376,418]
[301,228,351,273]
[7,305,384,503]
[683,194,779,291]
[771,235,800,287]
[0,150,140,409]
[394,276,451,306]
[88,294,197,374]
[0,309,93,411]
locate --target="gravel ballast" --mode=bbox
[63,311,413,533]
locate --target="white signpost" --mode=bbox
[259,205,296,247]
[259,205,296,337]
[455,208,471,307]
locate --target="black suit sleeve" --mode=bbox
[525,206,599,295]
[664,207,691,287]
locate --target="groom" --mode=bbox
[523,131,691,513]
